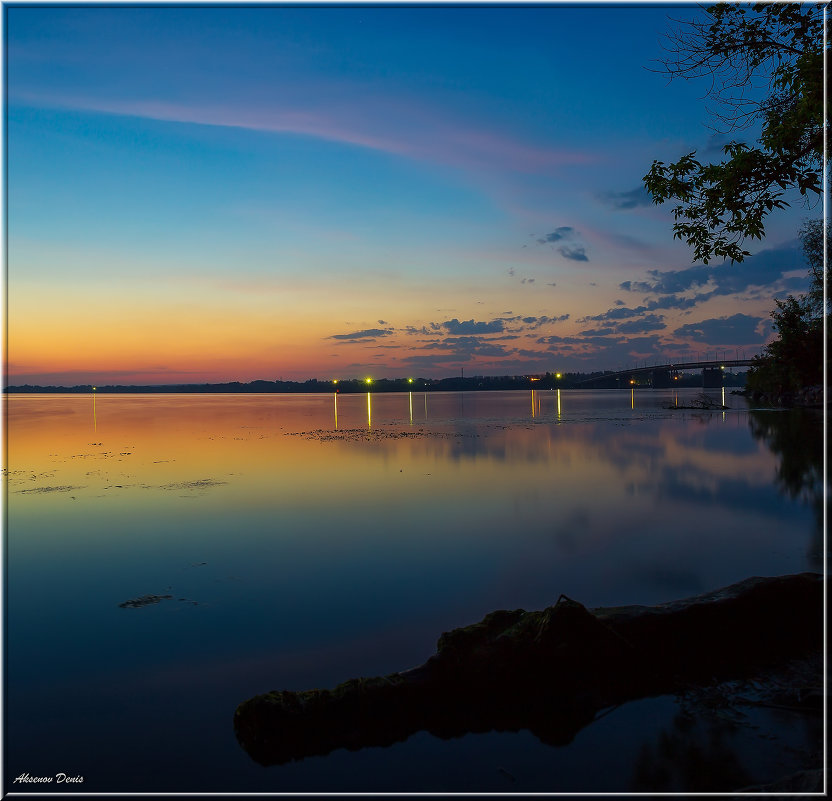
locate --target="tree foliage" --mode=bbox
[746,219,827,396]
[644,3,825,263]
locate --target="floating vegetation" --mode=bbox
[16,485,86,494]
[287,428,470,442]
[158,479,227,490]
[665,393,729,411]
[3,468,57,484]
[118,594,174,609]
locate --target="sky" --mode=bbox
[4,4,818,385]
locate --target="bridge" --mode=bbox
[576,359,754,388]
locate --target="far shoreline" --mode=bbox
[3,371,748,395]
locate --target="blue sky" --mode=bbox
[5,4,816,384]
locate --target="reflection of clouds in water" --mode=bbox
[657,463,805,520]
[317,415,777,487]
[692,423,763,456]
[552,508,591,556]
[599,437,668,473]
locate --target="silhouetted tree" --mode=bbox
[746,219,827,396]
[644,4,825,263]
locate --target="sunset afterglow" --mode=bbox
[6,6,814,385]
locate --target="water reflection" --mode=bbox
[529,389,545,418]
[4,391,821,793]
[748,409,825,569]
[632,712,752,792]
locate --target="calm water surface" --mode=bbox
[4,390,822,792]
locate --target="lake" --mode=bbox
[3,389,823,792]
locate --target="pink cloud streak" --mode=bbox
[16,92,594,176]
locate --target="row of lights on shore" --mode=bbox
[332,378,415,385]
[91,365,726,393]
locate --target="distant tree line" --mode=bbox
[5,369,749,394]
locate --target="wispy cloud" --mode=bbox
[519,314,569,328]
[15,92,594,178]
[673,314,765,344]
[533,226,590,262]
[559,246,588,262]
[619,243,804,298]
[572,315,667,337]
[536,226,574,244]
[597,185,653,211]
[403,335,514,363]
[328,327,393,341]
[612,314,666,334]
[441,318,505,335]
[581,294,705,323]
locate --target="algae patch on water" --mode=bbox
[158,479,228,490]
[15,485,87,494]
[118,594,174,609]
[287,428,474,442]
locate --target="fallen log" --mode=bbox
[234,573,822,766]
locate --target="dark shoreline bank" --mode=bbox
[735,384,824,409]
[234,572,823,783]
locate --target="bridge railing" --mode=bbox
[575,359,754,385]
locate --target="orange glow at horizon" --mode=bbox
[5,264,616,384]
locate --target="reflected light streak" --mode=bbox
[631,389,634,410]
[531,390,535,418]
[367,392,372,430]
[92,389,97,433]
[334,392,338,430]
[557,388,561,420]
[409,391,413,425]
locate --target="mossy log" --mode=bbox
[234,573,822,766]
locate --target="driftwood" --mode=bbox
[234,573,822,766]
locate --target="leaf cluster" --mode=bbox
[644,3,825,263]
[746,220,828,395]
